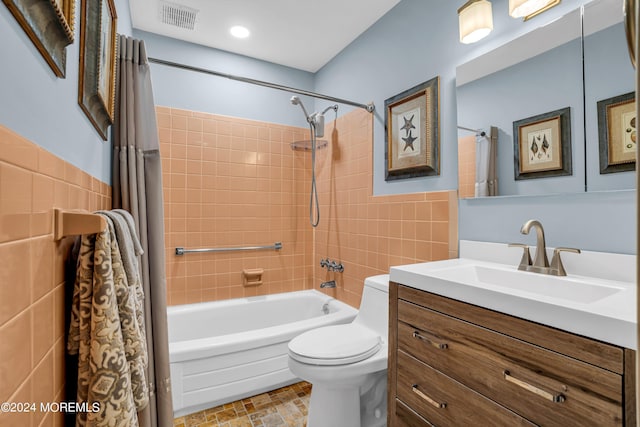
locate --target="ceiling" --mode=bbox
[130,0,402,73]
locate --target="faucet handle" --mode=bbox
[550,247,581,276]
[508,243,532,271]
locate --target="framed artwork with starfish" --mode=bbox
[384,76,440,181]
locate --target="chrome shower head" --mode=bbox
[290,96,300,105]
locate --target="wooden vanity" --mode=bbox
[388,281,637,426]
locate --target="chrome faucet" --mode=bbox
[320,280,336,288]
[509,219,580,276]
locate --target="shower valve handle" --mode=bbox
[329,261,344,273]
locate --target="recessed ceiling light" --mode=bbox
[230,25,250,39]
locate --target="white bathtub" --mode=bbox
[168,290,358,417]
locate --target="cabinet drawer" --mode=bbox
[394,399,433,427]
[397,350,535,426]
[398,300,623,426]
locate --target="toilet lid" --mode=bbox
[288,324,381,366]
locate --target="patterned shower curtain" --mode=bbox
[111,35,174,426]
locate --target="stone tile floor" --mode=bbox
[173,382,311,427]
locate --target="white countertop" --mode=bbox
[389,241,637,350]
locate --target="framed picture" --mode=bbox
[513,107,572,180]
[3,0,75,77]
[78,0,117,141]
[597,92,636,174]
[384,77,440,181]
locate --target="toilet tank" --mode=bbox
[354,274,390,339]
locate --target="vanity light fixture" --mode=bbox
[458,0,494,44]
[509,0,561,21]
[230,25,250,39]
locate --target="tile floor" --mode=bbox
[173,382,311,427]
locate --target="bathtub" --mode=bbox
[168,290,358,417]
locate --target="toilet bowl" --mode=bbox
[288,274,389,427]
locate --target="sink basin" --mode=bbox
[428,264,624,304]
[389,241,637,349]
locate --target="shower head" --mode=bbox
[290,95,311,122]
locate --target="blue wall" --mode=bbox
[0,0,132,183]
[313,0,635,254]
[114,0,635,254]
[134,30,316,128]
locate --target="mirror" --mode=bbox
[584,0,635,191]
[456,0,634,199]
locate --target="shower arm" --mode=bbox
[320,105,338,115]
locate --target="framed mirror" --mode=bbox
[456,0,634,200]
[584,0,635,192]
[456,7,584,198]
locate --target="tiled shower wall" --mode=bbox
[157,107,315,305]
[313,109,458,307]
[158,107,457,308]
[0,126,111,426]
[458,134,476,199]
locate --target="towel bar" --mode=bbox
[53,208,107,241]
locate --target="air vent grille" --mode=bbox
[160,1,198,30]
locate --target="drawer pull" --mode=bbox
[412,330,448,349]
[412,384,447,409]
[503,371,566,403]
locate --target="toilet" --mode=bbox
[288,274,389,427]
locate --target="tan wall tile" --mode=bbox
[0,126,38,172]
[0,310,32,402]
[0,240,31,326]
[0,125,111,416]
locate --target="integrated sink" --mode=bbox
[427,264,624,304]
[389,240,637,349]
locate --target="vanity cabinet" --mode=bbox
[388,282,637,426]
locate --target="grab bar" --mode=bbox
[175,242,283,255]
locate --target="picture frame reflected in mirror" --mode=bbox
[513,107,572,180]
[597,91,636,174]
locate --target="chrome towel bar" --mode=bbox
[175,242,282,256]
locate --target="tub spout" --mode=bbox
[320,280,336,288]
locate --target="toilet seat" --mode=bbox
[288,324,381,366]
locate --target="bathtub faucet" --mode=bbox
[320,280,336,289]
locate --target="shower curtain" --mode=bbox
[112,35,173,426]
[475,128,498,197]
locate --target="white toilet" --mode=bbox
[288,274,389,427]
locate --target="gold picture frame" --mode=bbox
[384,76,440,181]
[78,0,117,140]
[3,0,75,77]
[597,92,636,174]
[513,107,572,180]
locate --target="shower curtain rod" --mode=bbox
[147,57,375,113]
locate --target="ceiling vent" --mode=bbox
[160,1,198,30]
